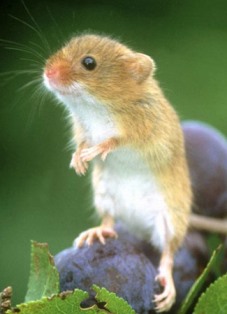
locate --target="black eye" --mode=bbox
[81,56,97,71]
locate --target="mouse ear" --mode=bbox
[121,53,156,83]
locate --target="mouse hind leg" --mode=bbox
[149,214,177,312]
[153,244,176,313]
[152,208,189,312]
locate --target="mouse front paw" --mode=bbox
[153,271,176,313]
[70,142,89,175]
[80,144,109,162]
[80,138,119,163]
[70,153,87,175]
[74,226,118,248]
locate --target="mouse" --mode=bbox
[43,33,192,312]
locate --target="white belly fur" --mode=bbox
[93,147,174,251]
[56,87,174,250]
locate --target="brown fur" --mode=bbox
[44,33,192,311]
[46,32,192,257]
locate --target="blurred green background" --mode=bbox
[0,0,227,305]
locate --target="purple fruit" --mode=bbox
[183,121,227,218]
[55,224,207,313]
[55,224,159,313]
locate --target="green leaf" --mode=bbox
[193,274,227,314]
[6,289,107,314]
[6,287,135,314]
[19,241,135,313]
[93,285,136,314]
[177,245,223,314]
[25,241,59,302]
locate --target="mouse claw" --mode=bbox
[80,138,118,162]
[153,271,176,312]
[74,226,118,248]
[80,145,104,162]
[70,151,88,175]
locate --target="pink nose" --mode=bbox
[44,60,71,84]
[45,68,60,79]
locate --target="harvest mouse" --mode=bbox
[43,33,192,312]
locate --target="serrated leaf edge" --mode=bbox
[93,285,136,314]
[193,273,227,314]
[6,289,89,314]
[177,245,223,314]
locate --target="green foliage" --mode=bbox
[178,245,224,314]
[25,241,59,302]
[6,287,136,314]
[2,241,227,314]
[5,241,135,314]
[194,274,227,314]
[7,290,97,314]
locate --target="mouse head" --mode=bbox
[44,34,156,103]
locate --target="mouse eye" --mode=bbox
[81,56,97,71]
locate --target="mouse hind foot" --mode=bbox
[74,214,117,248]
[74,225,118,248]
[153,247,176,312]
[154,271,176,312]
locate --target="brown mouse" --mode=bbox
[43,33,192,312]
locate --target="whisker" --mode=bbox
[0,38,44,56]
[0,38,42,51]
[28,41,47,57]
[25,87,48,129]
[37,89,50,115]
[9,14,41,42]
[2,2,54,128]
[9,13,51,55]
[21,0,51,53]
[19,57,43,67]
[17,77,42,93]
[0,69,40,76]
[2,43,45,62]
[0,39,45,64]
[46,4,64,45]
[0,69,41,87]
[0,70,39,81]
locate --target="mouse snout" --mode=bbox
[44,60,72,86]
[45,67,59,79]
